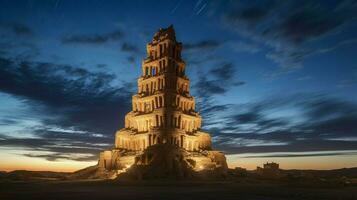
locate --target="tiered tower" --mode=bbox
[115,25,211,152]
[98,25,227,175]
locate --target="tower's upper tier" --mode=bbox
[142,25,184,77]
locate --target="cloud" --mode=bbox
[182,39,225,66]
[337,73,357,88]
[200,104,230,115]
[0,121,112,162]
[127,56,135,63]
[241,151,357,158]
[193,62,245,125]
[219,139,357,154]
[0,119,18,126]
[219,0,357,72]
[183,39,260,70]
[228,41,261,53]
[0,22,33,36]
[61,30,124,44]
[121,42,140,53]
[0,22,39,60]
[302,97,357,121]
[194,62,245,99]
[184,40,221,51]
[96,64,107,68]
[210,62,235,80]
[23,153,98,162]
[195,76,227,97]
[0,56,134,159]
[205,94,357,154]
[273,10,342,45]
[120,42,142,64]
[226,3,274,25]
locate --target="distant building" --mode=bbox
[231,167,248,177]
[256,162,280,178]
[263,162,279,170]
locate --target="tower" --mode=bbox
[97,25,227,176]
[115,25,211,152]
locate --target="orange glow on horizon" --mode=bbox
[0,161,96,172]
[227,151,357,170]
[1,150,357,172]
[0,150,97,172]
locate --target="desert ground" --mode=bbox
[1,168,357,200]
[1,178,357,200]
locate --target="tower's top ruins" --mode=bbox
[152,24,176,43]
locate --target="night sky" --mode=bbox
[1,0,357,172]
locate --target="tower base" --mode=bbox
[70,144,228,180]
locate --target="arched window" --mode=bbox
[159,96,163,107]
[178,115,181,128]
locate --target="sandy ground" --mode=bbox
[1,179,357,200]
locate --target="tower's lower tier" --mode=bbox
[114,128,212,152]
[97,144,228,179]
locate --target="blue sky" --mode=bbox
[1,0,357,171]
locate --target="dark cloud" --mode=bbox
[195,76,227,97]
[231,112,260,124]
[200,104,230,115]
[23,153,98,162]
[220,0,357,71]
[120,42,141,64]
[206,94,357,154]
[0,118,18,126]
[121,42,140,53]
[0,22,33,36]
[210,63,235,80]
[226,4,273,25]
[182,39,224,66]
[242,151,357,158]
[228,41,261,54]
[198,103,232,127]
[184,40,221,51]
[96,64,107,68]
[127,56,135,63]
[311,115,357,138]
[276,10,343,45]
[0,136,51,149]
[0,126,112,161]
[0,22,39,60]
[226,109,288,133]
[218,139,357,154]
[0,56,133,159]
[0,57,129,111]
[194,62,244,99]
[61,30,124,44]
[302,97,357,121]
[193,62,245,124]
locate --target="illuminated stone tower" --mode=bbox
[97,25,227,176]
[115,25,211,152]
